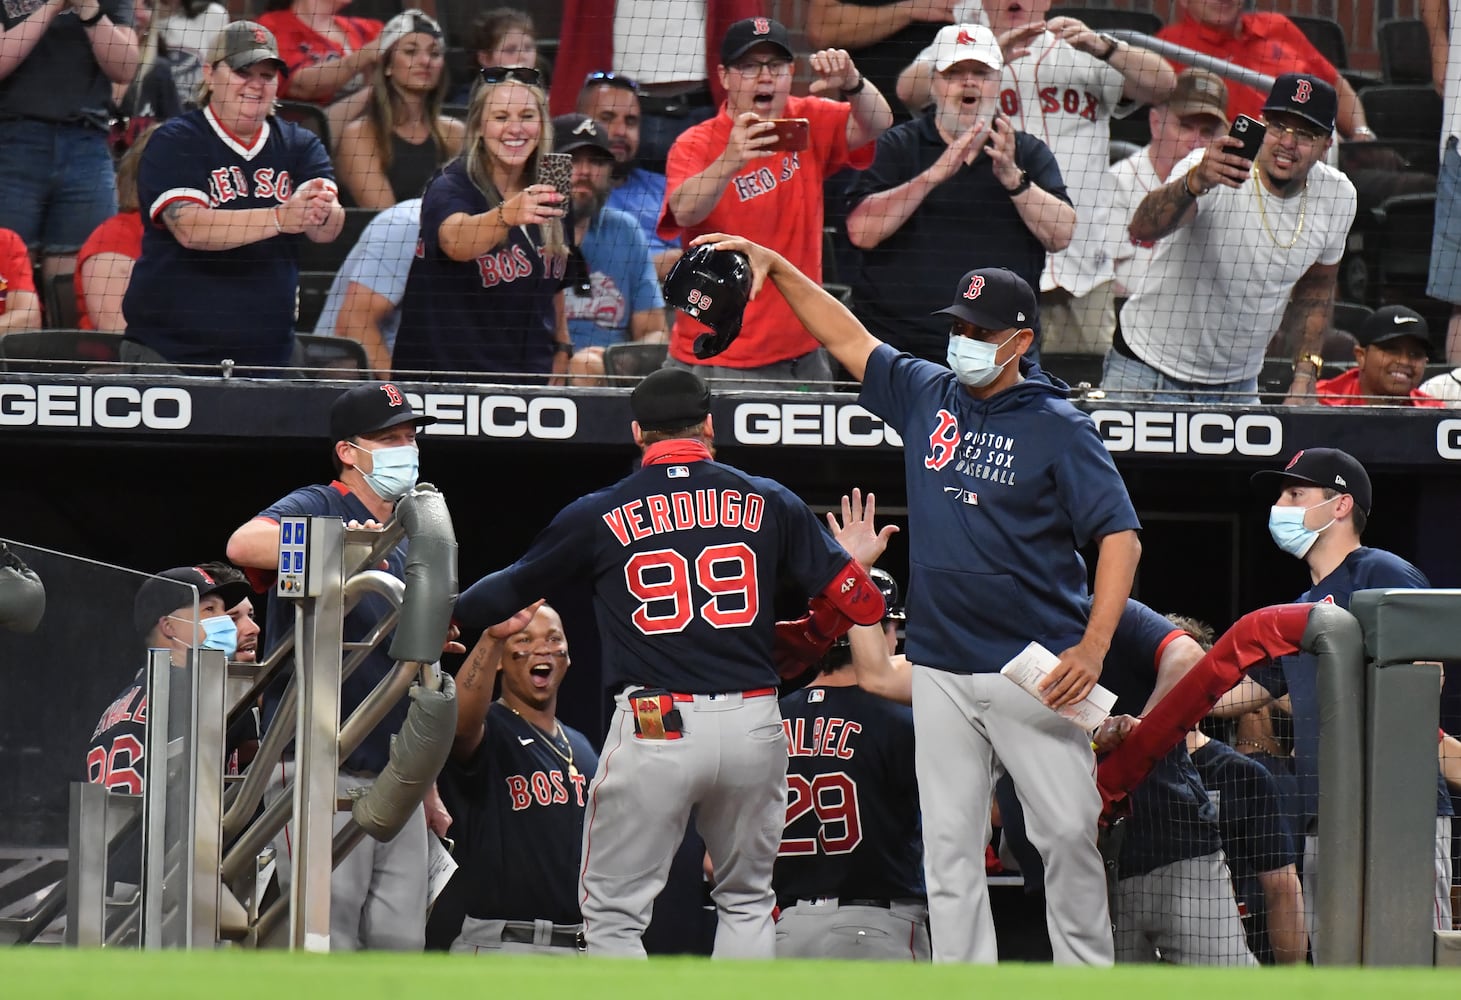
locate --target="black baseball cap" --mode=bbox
[933,268,1038,331]
[1263,73,1337,134]
[552,114,614,160]
[1251,447,1372,516]
[134,566,253,638]
[631,368,712,432]
[330,382,436,442]
[720,17,793,65]
[1356,305,1430,349]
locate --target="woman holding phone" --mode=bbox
[393,66,572,380]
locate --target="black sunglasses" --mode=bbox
[480,65,542,87]
[582,70,639,94]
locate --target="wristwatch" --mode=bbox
[552,341,573,356]
[1005,169,1032,197]
[1096,33,1120,61]
[840,75,866,97]
[1293,353,1323,378]
[76,5,106,25]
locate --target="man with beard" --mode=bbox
[845,24,1074,364]
[553,114,666,384]
[577,74,683,278]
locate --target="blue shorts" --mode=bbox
[1429,137,1461,306]
[0,120,118,256]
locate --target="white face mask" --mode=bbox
[348,442,419,500]
[947,329,1019,387]
[1267,493,1340,559]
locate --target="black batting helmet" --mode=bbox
[663,245,752,360]
[869,568,906,622]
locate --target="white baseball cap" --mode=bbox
[929,24,1003,73]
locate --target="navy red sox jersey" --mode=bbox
[253,482,409,775]
[773,685,923,906]
[1101,599,1222,877]
[393,159,568,377]
[455,440,853,693]
[439,702,598,923]
[123,107,334,367]
[859,344,1139,674]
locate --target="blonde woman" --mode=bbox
[393,67,570,380]
[77,124,157,331]
[335,10,463,209]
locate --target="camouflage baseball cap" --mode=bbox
[212,21,287,72]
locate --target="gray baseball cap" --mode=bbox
[213,21,287,72]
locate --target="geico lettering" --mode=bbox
[1438,418,1461,460]
[407,392,577,439]
[732,402,902,447]
[0,385,191,429]
[1092,410,1282,456]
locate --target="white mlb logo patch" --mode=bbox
[808,689,825,703]
[667,466,689,478]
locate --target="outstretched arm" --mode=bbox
[692,233,883,380]
[453,602,543,760]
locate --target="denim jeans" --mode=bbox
[1101,349,1260,405]
[0,120,118,256]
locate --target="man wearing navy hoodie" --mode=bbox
[699,233,1142,965]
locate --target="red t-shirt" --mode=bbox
[257,10,383,103]
[75,211,144,330]
[658,95,874,368]
[0,227,35,318]
[1315,366,1446,407]
[1157,13,1340,125]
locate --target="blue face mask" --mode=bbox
[947,329,1019,387]
[1267,494,1339,558]
[170,613,239,658]
[350,442,419,500]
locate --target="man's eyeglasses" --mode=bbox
[480,65,543,87]
[1264,120,1327,145]
[583,70,639,94]
[729,58,792,78]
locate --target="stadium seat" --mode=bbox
[0,329,120,374]
[275,100,331,152]
[1048,7,1162,35]
[1041,352,1105,389]
[293,333,369,377]
[1369,192,1450,341]
[1288,14,1349,69]
[443,103,469,122]
[1361,85,1443,143]
[43,273,78,330]
[1109,139,1141,165]
[1378,19,1433,85]
[1331,300,1373,338]
[1110,110,1152,150]
[296,208,378,274]
[602,341,668,378]
[295,271,336,332]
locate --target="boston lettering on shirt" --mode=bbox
[394,159,567,378]
[123,107,334,367]
[774,685,923,906]
[441,702,598,924]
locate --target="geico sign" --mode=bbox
[0,384,191,429]
[1091,410,1283,456]
[408,392,577,439]
[1437,419,1461,459]
[732,402,903,447]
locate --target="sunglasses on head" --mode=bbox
[583,70,640,94]
[480,65,542,87]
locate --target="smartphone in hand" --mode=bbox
[538,152,574,202]
[1228,114,1266,162]
[761,118,810,152]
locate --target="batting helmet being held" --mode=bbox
[869,568,906,622]
[663,245,752,360]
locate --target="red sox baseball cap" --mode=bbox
[1263,73,1337,134]
[1251,447,1372,515]
[933,268,1038,331]
[134,566,253,638]
[330,382,436,442]
[211,21,287,72]
[720,17,793,65]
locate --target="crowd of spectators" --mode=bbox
[0,0,1457,393]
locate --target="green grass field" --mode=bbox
[8,949,1460,1000]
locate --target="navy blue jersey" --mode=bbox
[1250,546,1448,823]
[1102,599,1223,876]
[393,159,567,377]
[456,442,852,693]
[1190,738,1297,964]
[256,482,408,774]
[85,673,148,796]
[859,345,1140,675]
[440,702,598,923]
[123,108,334,367]
[774,684,923,905]
[847,118,1069,356]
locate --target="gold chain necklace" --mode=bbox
[1250,165,1308,250]
[502,701,578,778]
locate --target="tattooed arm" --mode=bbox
[451,601,543,760]
[1279,262,1338,405]
[1129,133,1252,242]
